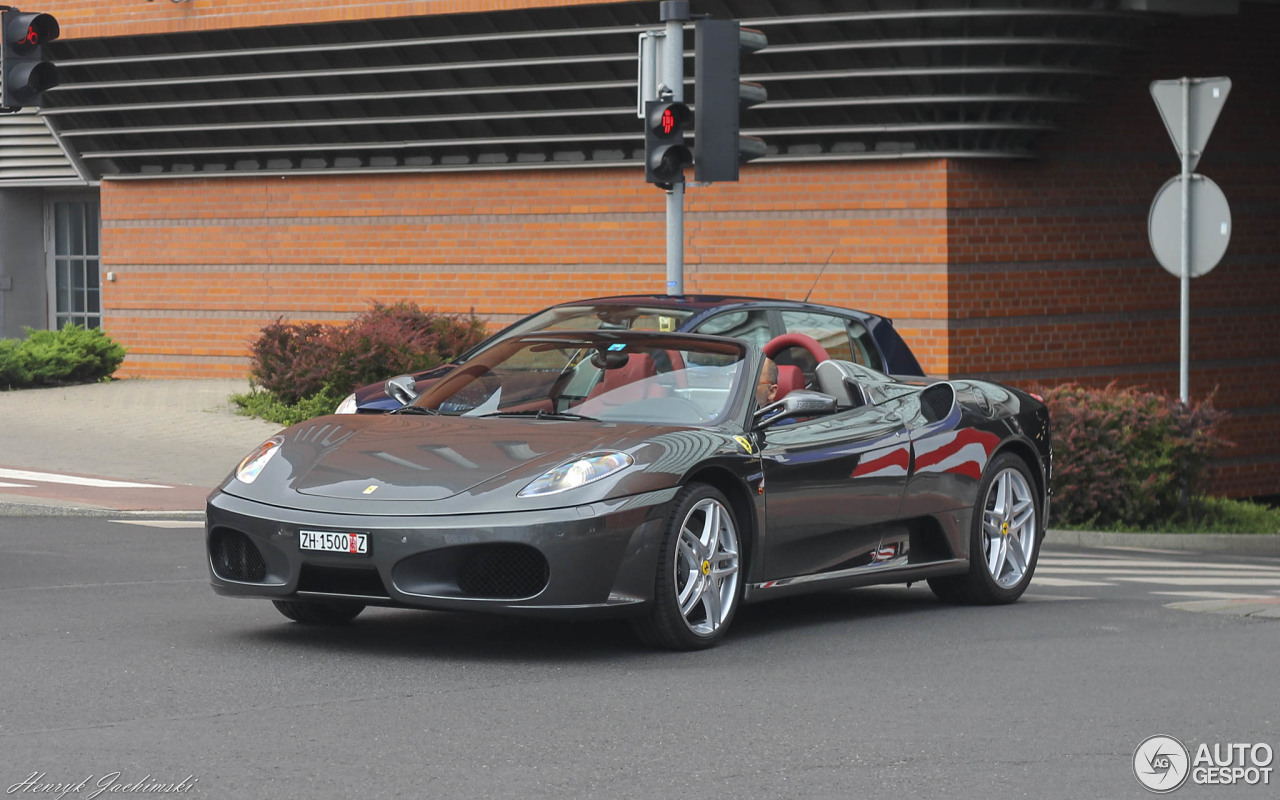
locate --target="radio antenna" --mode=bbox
[802,249,836,303]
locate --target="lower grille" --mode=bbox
[209,528,267,582]
[298,564,390,599]
[457,544,550,600]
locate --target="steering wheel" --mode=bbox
[763,333,830,391]
[763,332,830,364]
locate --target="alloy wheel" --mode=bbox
[980,467,1038,589]
[673,497,740,636]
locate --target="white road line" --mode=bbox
[0,467,169,490]
[1117,577,1280,586]
[1091,546,1198,555]
[1150,591,1280,600]
[1033,577,1115,587]
[108,520,204,529]
[0,481,36,488]
[1038,568,1280,577]
[1039,558,1272,571]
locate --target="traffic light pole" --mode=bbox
[661,1,687,296]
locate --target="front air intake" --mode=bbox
[209,528,267,582]
[457,544,550,599]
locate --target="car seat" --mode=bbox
[586,353,659,406]
[774,365,804,402]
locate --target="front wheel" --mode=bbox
[929,453,1042,604]
[631,484,743,650]
[272,599,365,625]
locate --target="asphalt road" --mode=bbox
[3,516,1278,799]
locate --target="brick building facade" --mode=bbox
[0,0,1276,496]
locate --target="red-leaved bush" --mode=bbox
[249,302,488,404]
[1034,383,1231,529]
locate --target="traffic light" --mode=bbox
[694,19,767,183]
[644,99,692,188]
[1,9,59,111]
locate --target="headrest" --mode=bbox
[775,365,803,401]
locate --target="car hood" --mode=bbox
[219,413,739,516]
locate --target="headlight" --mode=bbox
[236,437,284,484]
[518,451,633,497]
[334,393,358,414]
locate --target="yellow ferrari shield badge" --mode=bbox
[734,436,754,454]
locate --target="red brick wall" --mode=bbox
[944,5,1280,496]
[47,0,636,39]
[100,160,953,377]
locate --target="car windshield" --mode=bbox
[500,304,698,337]
[411,332,747,427]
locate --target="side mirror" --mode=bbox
[385,374,419,406]
[754,389,838,429]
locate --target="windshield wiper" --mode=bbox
[476,410,600,421]
[389,406,439,415]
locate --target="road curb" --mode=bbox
[0,501,204,520]
[1046,528,1280,558]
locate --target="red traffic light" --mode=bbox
[5,12,58,55]
[647,101,691,139]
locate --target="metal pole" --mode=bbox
[661,1,688,296]
[1179,77,1191,404]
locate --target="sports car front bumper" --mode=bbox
[205,487,679,618]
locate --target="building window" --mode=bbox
[50,200,101,330]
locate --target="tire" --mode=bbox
[272,599,366,625]
[929,453,1042,605]
[631,484,744,650]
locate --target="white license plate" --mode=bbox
[299,530,368,555]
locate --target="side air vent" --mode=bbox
[920,382,957,424]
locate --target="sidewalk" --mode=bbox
[1,379,1277,557]
[0,379,279,515]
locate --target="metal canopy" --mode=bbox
[37,0,1149,180]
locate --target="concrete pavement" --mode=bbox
[0,379,279,515]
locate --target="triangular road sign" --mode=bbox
[1150,77,1231,172]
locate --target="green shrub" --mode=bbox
[245,301,488,409]
[0,325,127,389]
[231,386,345,427]
[1036,382,1230,529]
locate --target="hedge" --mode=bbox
[1036,382,1230,529]
[248,302,488,404]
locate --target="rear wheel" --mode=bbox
[632,484,743,650]
[929,453,1041,604]
[272,599,365,625]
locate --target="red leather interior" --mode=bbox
[775,365,803,401]
[586,353,658,405]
